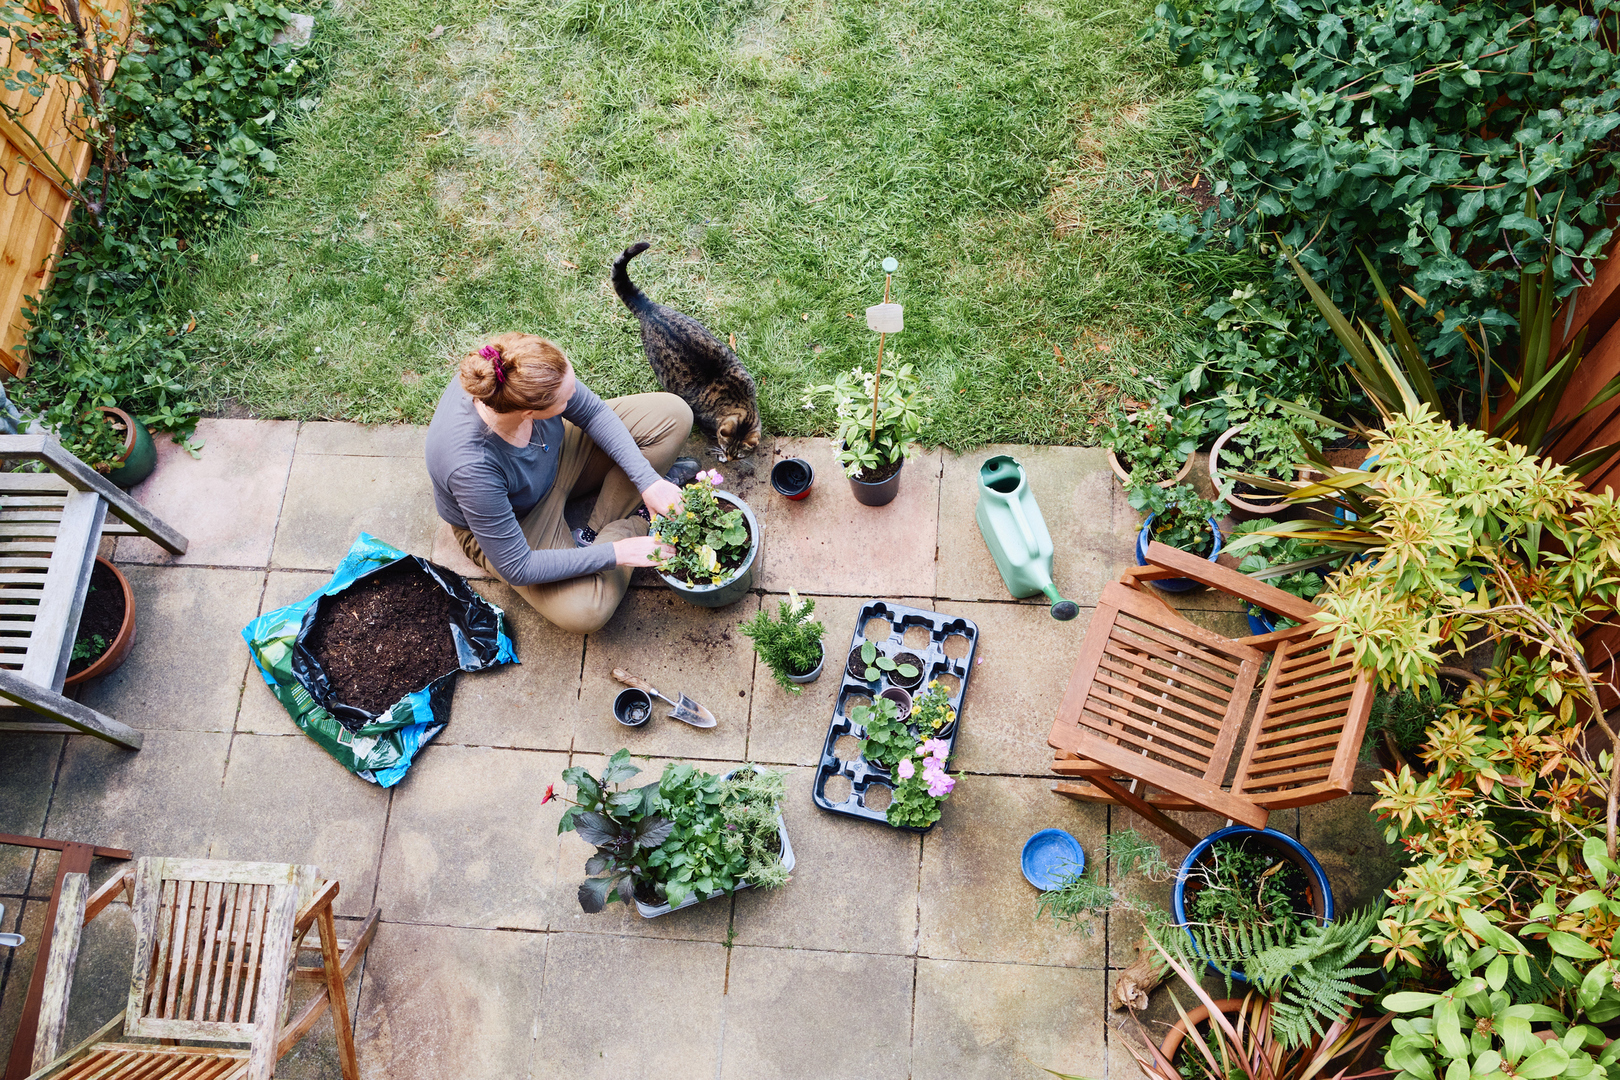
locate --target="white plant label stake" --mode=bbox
[865,257,902,447]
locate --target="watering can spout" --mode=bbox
[974,455,1076,622]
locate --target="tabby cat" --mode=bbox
[611,242,762,461]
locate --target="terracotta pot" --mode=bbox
[1159,999,1247,1063]
[1208,423,1305,521]
[1108,449,1194,490]
[65,557,136,687]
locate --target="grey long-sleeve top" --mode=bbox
[425,380,660,586]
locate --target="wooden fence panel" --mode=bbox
[0,0,131,378]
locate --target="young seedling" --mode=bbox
[860,640,919,682]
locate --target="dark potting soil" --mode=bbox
[852,459,902,484]
[306,561,462,716]
[68,562,124,676]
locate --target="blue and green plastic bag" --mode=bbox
[242,533,518,786]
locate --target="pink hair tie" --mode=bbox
[479,345,505,386]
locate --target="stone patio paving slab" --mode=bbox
[757,437,940,597]
[532,933,725,1080]
[951,600,1092,776]
[297,422,428,458]
[79,565,261,734]
[719,946,915,1080]
[355,922,545,1080]
[918,773,1106,967]
[235,570,327,735]
[937,444,1117,608]
[575,590,757,760]
[443,582,579,751]
[1299,795,1403,914]
[0,734,61,895]
[117,418,297,567]
[44,731,228,859]
[744,592,932,767]
[731,766,920,955]
[212,733,392,918]
[272,453,440,570]
[375,746,566,931]
[912,958,1108,1080]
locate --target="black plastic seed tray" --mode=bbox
[812,601,979,831]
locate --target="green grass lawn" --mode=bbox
[182,0,1227,447]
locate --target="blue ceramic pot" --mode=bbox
[1135,515,1223,593]
[1172,826,1334,980]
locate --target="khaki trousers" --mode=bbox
[454,392,693,634]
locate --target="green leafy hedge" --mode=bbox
[13,0,313,466]
[1153,0,1620,402]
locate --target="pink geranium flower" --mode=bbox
[897,757,915,779]
[925,769,955,798]
[921,739,950,759]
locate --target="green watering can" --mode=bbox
[975,455,1079,621]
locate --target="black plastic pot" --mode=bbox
[848,455,903,506]
[771,458,814,500]
[889,651,925,691]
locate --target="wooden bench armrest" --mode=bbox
[1141,542,1326,624]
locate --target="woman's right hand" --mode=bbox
[612,535,674,567]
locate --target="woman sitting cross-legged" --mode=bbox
[425,332,697,634]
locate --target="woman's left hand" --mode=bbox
[641,479,684,519]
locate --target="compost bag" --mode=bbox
[242,533,518,786]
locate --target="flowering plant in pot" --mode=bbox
[650,471,760,606]
[739,589,825,692]
[886,737,957,829]
[1100,402,1201,488]
[802,362,923,505]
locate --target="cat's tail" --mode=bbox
[611,241,654,313]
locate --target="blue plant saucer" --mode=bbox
[1021,829,1085,891]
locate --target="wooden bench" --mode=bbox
[0,433,186,749]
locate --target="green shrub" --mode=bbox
[1151,0,1620,401]
[13,0,315,466]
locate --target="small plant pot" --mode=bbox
[613,687,653,727]
[847,646,877,682]
[1107,448,1194,490]
[888,651,924,691]
[847,451,904,507]
[878,686,912,720]
[1159,1000,1248,1064]
[1135,516,1223,593]
[770,457,814,500]
[786,641,825,685]
[1172,826,1334,981]
[657,491,761,608]
[64,557,136,687]
[1209,424,1302,521]
[98,406,157,489]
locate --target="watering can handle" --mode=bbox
[1006,494,1037,553]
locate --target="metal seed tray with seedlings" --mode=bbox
[813,601,979,831]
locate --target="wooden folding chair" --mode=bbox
[0,433,188,750]
[1047,541,1374,848]
[24,858,379,1080]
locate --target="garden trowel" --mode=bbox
[612,668,717,728]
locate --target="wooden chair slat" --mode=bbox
[1063,706,1219,774]
[205,884,240,1023]
[1098,633,1243,700]
[1109,613,1252,681]
[1074,684,1226,760]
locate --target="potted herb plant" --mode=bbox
[739,590,825,692]
[549,749,793,916]
[650,470,761,608]
[1206,390,1328,520]
[1100,403,1201,489]
[1128,482,1223,592]
[802,362,924,507]
[64,557,137,687]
